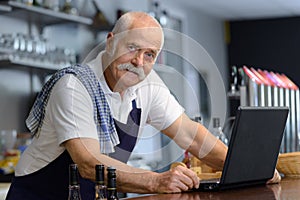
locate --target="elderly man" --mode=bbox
[6,11,279,200]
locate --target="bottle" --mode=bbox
[183,150,191,168]
[212,118,228,146]
[33,0,43,7]
[91,0,110,29]
[62,0,78,15]
[229,65,238,95]
[68,164,82,200]
[95,164,107,200]
[107,167,119,200]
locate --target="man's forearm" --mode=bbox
[117,169,158,193]
[187,124,228,171]
[94,153,158,193]
[197,139,227,170]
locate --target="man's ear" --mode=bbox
[105,32,114,54]
[107,32,114,39]
[106,32,114,53]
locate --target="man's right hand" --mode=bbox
[153,165,200,193]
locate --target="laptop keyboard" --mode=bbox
[200,178,220,184]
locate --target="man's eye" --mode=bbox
[145,52,155,60]
[128,45,136,52]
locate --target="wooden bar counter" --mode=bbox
[124,177,300,200]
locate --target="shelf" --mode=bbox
[0,4,12,12]
[0,54,62,73]
[4,1,93,26]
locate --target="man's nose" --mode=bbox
[131,51,144,67]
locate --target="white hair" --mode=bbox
[111,13,133,34]
[108,12,164,60]
[112,11,161,34]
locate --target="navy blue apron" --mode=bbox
[6,100,141,200]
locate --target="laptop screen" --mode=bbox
[220,106,289,186]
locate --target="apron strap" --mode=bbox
[110,100,142,163]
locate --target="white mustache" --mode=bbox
[117,63,146,80]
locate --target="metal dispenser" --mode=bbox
[229,65,300,153]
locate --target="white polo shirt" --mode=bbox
[15,51,184,176]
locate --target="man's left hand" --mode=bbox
[267,169,281,184]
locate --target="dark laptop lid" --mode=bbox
[220,106,289,188]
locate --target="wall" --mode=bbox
[185,9,228,129]
[161,2,229,129]
[228,16,300,86]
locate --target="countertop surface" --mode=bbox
[0,177,299,199]
[123,177,300,200]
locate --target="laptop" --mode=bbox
[195,106,289,191]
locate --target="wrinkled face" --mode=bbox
[104,27,163,92]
